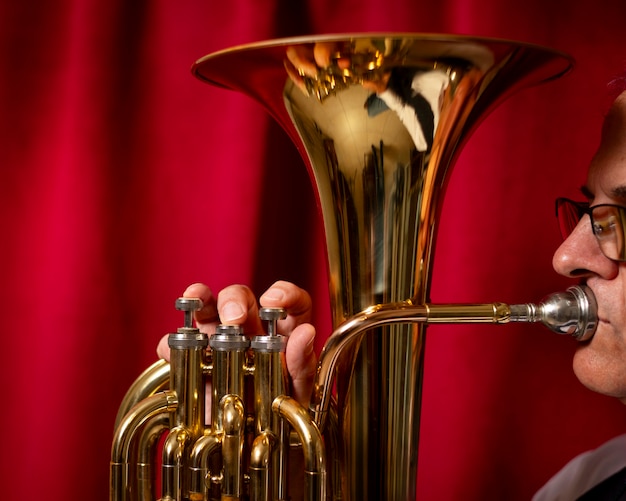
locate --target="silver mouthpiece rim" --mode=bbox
[565,285,597,341]
[510,285,597,341]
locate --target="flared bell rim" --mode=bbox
[192,32,573,84]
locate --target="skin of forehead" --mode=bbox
[585,91,626,204]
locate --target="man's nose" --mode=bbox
[552,216,616,279]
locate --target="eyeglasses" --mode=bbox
[556,197,626,261]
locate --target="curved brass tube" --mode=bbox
[137,413,169,501]
[161,426,191,501]
[110,390,178,501]
[115,359,170,429]
[221,394,245,499]
[272,395,326,501]
[189,433,222,501]
[310,301,507,429]
[249,431,277,501]
[311,286,597,431]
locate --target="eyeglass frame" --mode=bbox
[555,197,626,262]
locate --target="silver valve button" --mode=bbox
[169,297,208,349]
[259,307,287,336]
[175,297,204,329]
[253,307,287,352]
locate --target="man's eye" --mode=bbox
[593,217,617,235]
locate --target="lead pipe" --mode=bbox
[311,285,597,431]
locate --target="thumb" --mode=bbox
[285,323,317,406]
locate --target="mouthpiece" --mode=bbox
[509,285,597,341]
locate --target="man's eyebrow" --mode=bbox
[580,185,626,201]
[612,185,626,199]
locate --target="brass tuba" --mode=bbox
[110,34,595,501]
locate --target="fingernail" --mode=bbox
[221,301,244,322]
[261,287,284,302]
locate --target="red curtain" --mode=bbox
[2,1,626,499]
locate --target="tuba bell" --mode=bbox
[110,34,592,501]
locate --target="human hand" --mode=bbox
[284,41,390,96]
[285,42,345,94]
[156,280,317,406]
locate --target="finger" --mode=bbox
[156,333,170,361]
[285,323,317,406]
[286,45,318,77]
[157,283,216,360]
[284,59,309,95]
[259,280,312,334]
[182,282,219,334]
[216,284,263,334]
[313,42,338,68]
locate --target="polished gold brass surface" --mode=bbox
[192,33,572,501]
[110,34,582,501]
[272,396,326,501]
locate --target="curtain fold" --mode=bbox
[2,1,626,499]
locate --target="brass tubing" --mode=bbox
[137,413,169,501]
[274,418,290,501]
[161,426,191,501]
[272,395,326,501]
[110,390,178,501]
[253,349,288,434]
[249,431,277,501]
[310,301,504,429]
[189,433,222,501]
[209,326,249,432]
[252,345,289,500]
[169,334,207,435]
[114,359,170,429]
[311,287,597,431]
[221,395,245,500]
[211,348,247,430]
[165,300,209,500]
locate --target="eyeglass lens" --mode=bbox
[556,199,626,261]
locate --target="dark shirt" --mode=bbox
[578,467,626,500]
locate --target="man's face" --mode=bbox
[553,90,626,403]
